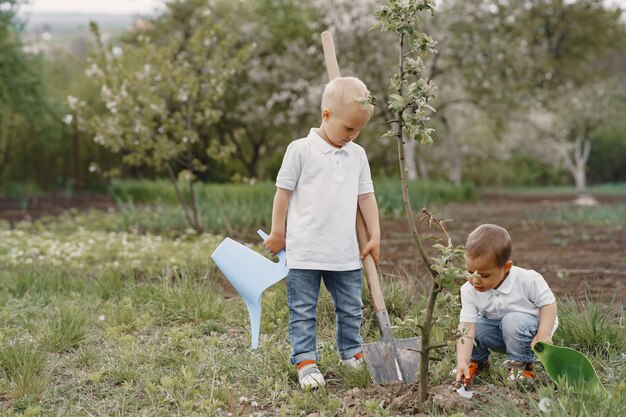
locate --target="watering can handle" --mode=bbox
[257,229,287,266]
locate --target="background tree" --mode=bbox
[0,0,45,179]
[446,0,626,192]
[78,0,251,231]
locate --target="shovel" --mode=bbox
[211,230,288,349]
[321,31,421,384]
[355,209,421,383]
[533,342,607,394]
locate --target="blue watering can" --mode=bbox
[211,230,288,349]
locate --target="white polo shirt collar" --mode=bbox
[309,128,352,154]
[493,268,516,295]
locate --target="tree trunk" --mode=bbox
[449,145,463,186]
[416,153,429,181]
[72,118,82,190]
[572,136,591,194]
[419,281,440,402]
[0,114,12,178]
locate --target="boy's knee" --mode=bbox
[501,312,538,337]
[337,303,362,321]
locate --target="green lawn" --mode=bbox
[0,209,624,416]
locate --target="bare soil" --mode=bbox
[0,193,113,222]
[381,192,626,306]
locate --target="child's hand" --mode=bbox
[531,333,552,350]
[263,233,285,255]
[455,362,470,383]
[360,238,380,265]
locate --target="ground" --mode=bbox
[2,191,623,305]
[380,193,626,306]
[1,191,623,415]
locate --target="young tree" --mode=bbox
[373,0,467,402]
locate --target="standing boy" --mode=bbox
[264,77,380,389]
[455,224,558,385]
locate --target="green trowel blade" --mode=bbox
[533,342,607,394]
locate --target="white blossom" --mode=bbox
[67,95,79,110]
[112,46,123,57]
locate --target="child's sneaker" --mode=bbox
[297,360,325,389]
[506,360,535,383]
[341,352,365,368]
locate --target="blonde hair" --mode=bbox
[466,224,512,267]
[321,76,373,116]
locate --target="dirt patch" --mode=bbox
[329,381,528,416]
[0,193,114,222]
[381,195,626,306]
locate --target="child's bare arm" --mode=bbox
[357,192,380,264]
[531,301,557,349]
[456,322,476,382]
[264,187,292,255]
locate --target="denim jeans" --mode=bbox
[286,268,363,365]
[471,312,540,364]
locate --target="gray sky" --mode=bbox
[22,0,165,14]
[21,0,626,15]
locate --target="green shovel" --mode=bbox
[533,342,607,394]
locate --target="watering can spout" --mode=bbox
[211,230,288,349]
[533,342,607,394]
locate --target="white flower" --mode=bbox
[62,114,74,125]
[111,46,123,57]
[85,63,102,78]
[93,133,105,145]
[177,89,189,103]
[101,85,113,99]
[538,397,552,413]
[67,95,79,110]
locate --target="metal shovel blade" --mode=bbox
[363,336,421,384]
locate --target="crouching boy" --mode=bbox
[455,224,558,384]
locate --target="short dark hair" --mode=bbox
[465,224,512,267]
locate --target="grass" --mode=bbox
[0,344,50,402]
[107,178,475,234]
[1,248,622,415]
[524,204,626,225]
[0,186,624,415]
[40,305,89,353]
[484,182,626,195]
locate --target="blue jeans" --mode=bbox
[471,312,539,364]
[286,268,363,365]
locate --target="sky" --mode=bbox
[21,0,166,14]
[20,0,626,14]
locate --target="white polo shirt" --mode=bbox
[276,128,374,270]
[460,266,557,326]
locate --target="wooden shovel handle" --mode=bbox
[356,209,387,313]
[321,31,341,81]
